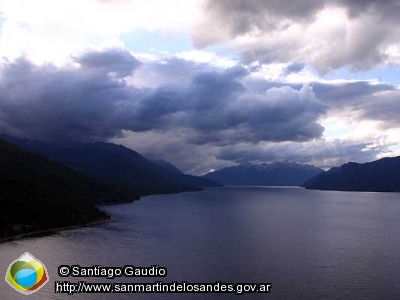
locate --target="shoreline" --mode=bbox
[0,189,208,245]
[0,216,113,244]
[0,198,139,244]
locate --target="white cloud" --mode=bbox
[0,0,203,65]
[320,113,400,164]
[175,50,237,68]
[0,0,201,36]
[194,2,400,73]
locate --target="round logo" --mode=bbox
[5,252,49,295]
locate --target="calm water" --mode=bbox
[2,187,400,299]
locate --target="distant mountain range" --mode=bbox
[5,131,400,240]
[0,139,138,239]
[304,156,400,192]
[1,135,221,197]
[203,162,324,186]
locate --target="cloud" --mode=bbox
[111,129,227,175]
[111,127,394,174]
[194,0,400,72]
[356,89,400,128]
[75,49,141,77]
[0,0,199,35]
[340,0,400,19]
[0,2,399,174]
[2,1,399,73]
[215,139,387,169]
[283,62,305,76]
[96,0,131,4]
[311,81,400,129]
[244,77,400,126]
[192,0,323,47]
[1,49,399,174]
[312,81,396,105]
[0,53,330,145]
[0,12,4,31]
[0,57,139,141]
[130,65,328,144]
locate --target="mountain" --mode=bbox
[177,174,222,188]
[304,157,400,192]
[1,135,221,196]
[150,159,222,188]
[0,139,138,239]
[203,162,324,186]
[151,159,183,175]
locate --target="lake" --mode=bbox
[1,186,400,299]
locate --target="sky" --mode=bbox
[0,0,400,175]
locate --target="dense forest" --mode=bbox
[0,139,138,239]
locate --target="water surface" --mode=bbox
[1,187,400,299]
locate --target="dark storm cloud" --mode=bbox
[0,57,144,141]
[0,53,329,144]
[75,49,141,77]
[2,50,397,173]
[133,70,328,143]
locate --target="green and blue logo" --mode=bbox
[5,252,49,295]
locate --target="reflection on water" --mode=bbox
[1,187,400,299]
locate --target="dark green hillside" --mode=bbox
[304,157,400,192]
[0,139,138,239]
[2,135,222,195]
